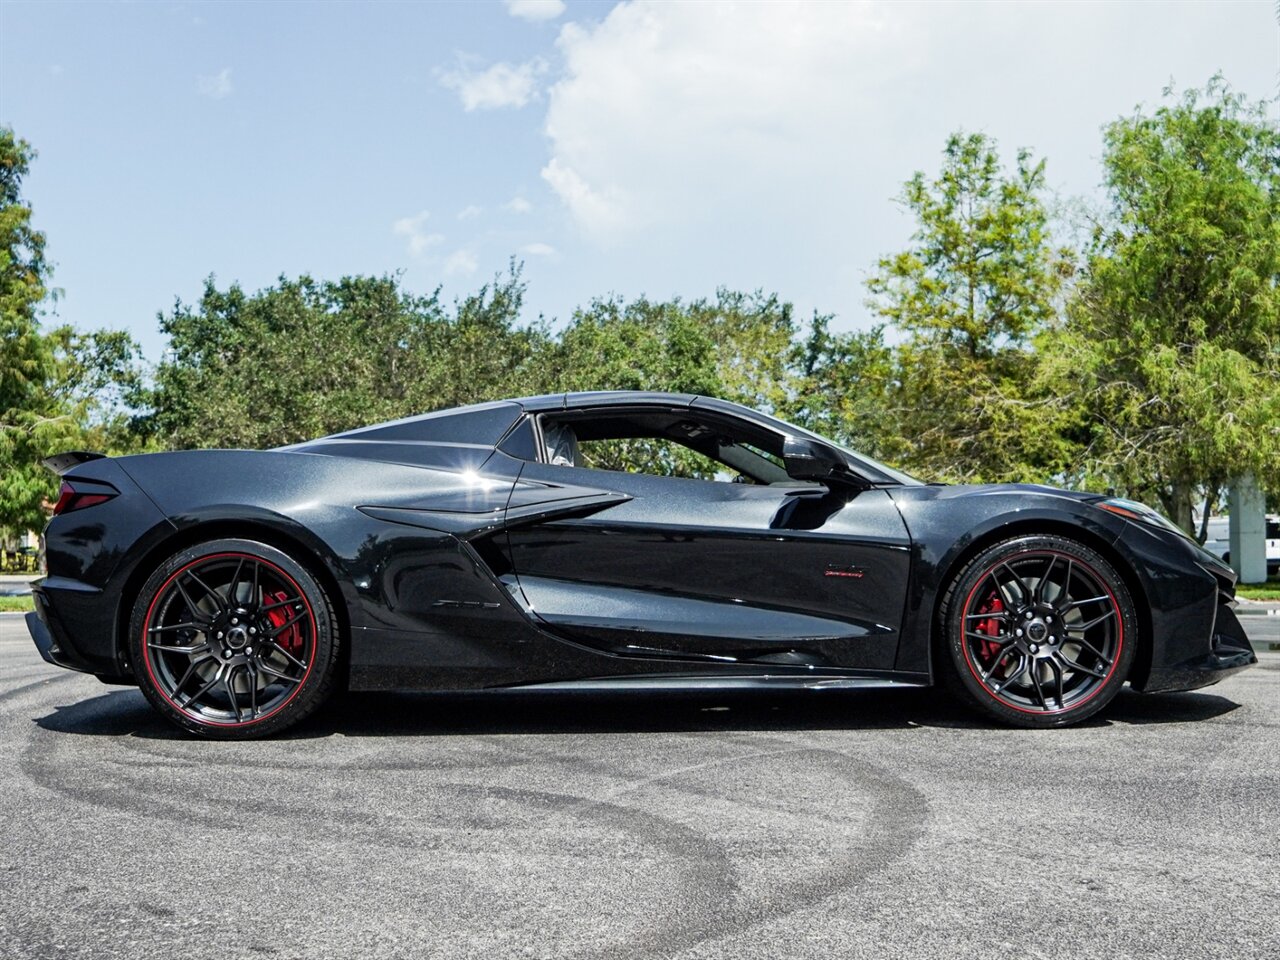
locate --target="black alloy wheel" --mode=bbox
[128,539,341,738]
[942,535,1137,728]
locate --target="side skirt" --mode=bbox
[506,674,931,694]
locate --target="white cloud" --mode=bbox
[541,2,916,238]
[541,157,627,236]
[197,67,233,100]
[444,248,479,276]
[440,58,545,111]
[456,205,483,221]
[392,210,444,257]
[506,0,565,21]
[503,196,533,214]
[520,242,557,257]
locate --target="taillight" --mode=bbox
[52,481,116,515]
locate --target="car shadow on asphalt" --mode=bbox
[33,685,1243,740]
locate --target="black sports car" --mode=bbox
[27,391,1256,737]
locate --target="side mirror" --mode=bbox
[782,436,846,481]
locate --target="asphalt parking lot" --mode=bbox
[1,612,1277,960]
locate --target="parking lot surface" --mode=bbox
[1,612,1277,960]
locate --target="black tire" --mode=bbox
[939,535,1137,728]
[128,538,341,739]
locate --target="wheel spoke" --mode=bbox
[999,563,1033,607]
[981,642,1019,681]
[174,578,203,618]
[226,557,245,608]
[248,662,259,717]
[1059,594,1109,612]
[1029,662,1049,709]
[983,571,1010,607]
[259,596,304,615]
[1069,609,1116,632]
[149,621,207,634]
[1047,656,1066,709]
[966,630,1010,643]
[172,657,208,693]
[1034,555,1059,604]
[965,611,1009,623]
[148,641,213,655]
[262,639,308,671]
[1069,636,1114,666]
[1057,654,1108,679]
[186,570,226,612]
[266,610,307,639]
[183,671,223,709]
[256,661,302,685]
[224,665,243,723]
[991,655,1029,696]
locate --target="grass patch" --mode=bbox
[0,595,34,613]
[1237,578,1280,602]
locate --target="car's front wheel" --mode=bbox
[940,535,1137,728]
[128,538,341,739]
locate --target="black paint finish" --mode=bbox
[27,392,1254,702]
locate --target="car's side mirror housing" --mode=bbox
[782,436,847,482]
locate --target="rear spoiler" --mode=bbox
[43,451,107,476]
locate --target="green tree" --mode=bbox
[864,131,1075,483]
[0,128,60,530]
[1053,78,1280,532]
[140,265,548,449]
[692,289,798,413]
[783,316,904,466]
[0,128,142,533]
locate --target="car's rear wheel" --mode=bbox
[128,538,341,739]
[940,535,1137,728]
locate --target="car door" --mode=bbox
[502,422,913,672]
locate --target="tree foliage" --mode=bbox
[852,132,1076,481]
[140,265,548,449]
[2,129,144,533]
[1050,79,1280,530]
[0,127,58,530]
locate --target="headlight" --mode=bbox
[1095,497,1193,540]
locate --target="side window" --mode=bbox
[577,436,726,480]
[497,417,540,461]
[537,412,792,485]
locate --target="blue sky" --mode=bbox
[1,0,1276,362]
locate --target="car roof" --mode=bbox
[514,391,699,412]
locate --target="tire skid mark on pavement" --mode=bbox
[552,745,929,960]
[455,780,740,949]
[498,735,870,832]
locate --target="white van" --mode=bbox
[1202,515,1280,576]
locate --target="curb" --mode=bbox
[1236,604,1280,617]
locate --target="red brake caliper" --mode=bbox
[973,592,1005,665]
[263,590,303,655]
